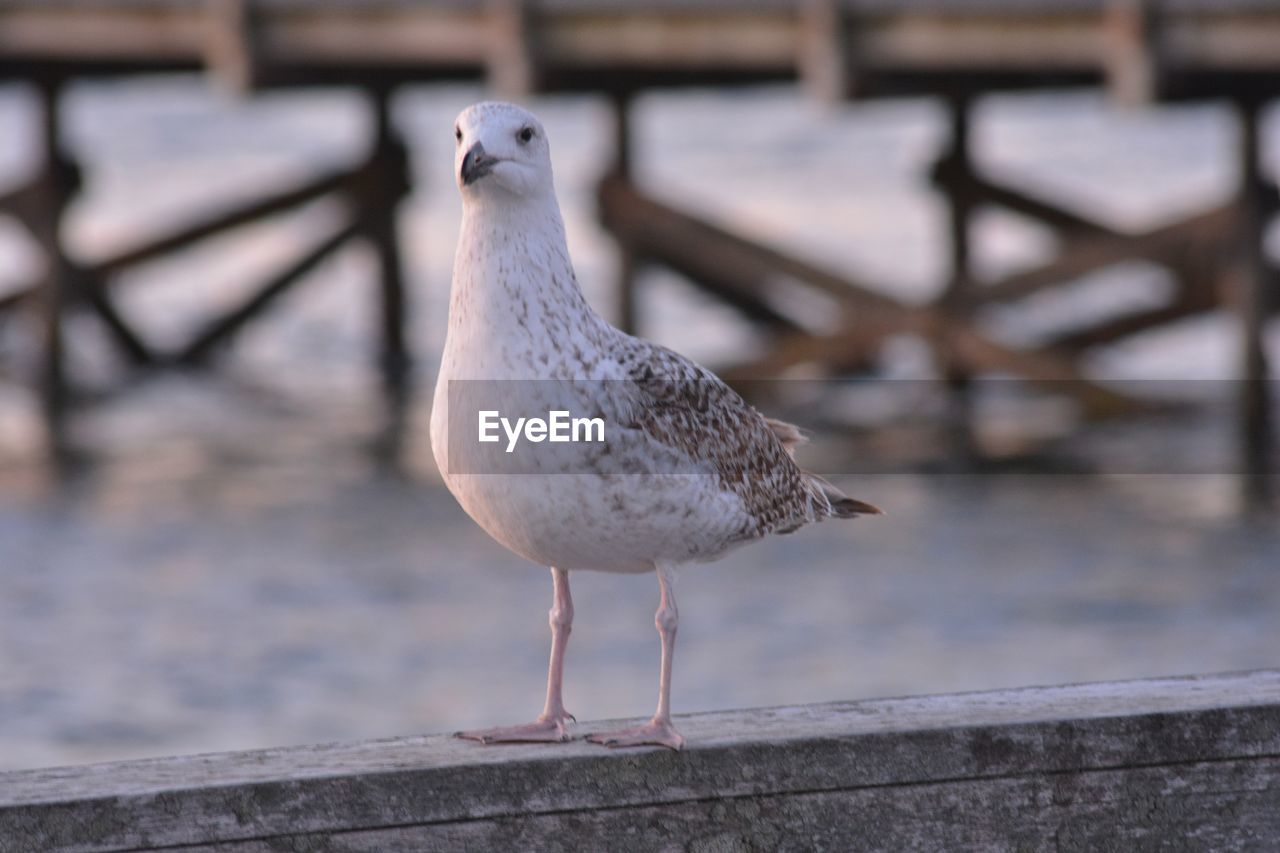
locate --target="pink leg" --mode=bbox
[587,562,685,750]
[457,567,576,744]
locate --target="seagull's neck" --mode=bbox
[450,194,606,347]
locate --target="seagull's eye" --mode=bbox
[454,126,462,144]
[518,126,534,144]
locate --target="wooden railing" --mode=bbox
[4,0,1280,99]
[3,670,1278,851]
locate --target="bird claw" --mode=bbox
[585,719,685,751]
[455,713,575,745]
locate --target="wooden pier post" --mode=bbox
[365,87,412,404]
[936,96,979,464]
[610,92,640,336]
[29,81,78,459]
[1236,101,1275,513]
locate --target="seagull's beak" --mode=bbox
[461,142,497,186]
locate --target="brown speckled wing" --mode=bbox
[612,339,833,539]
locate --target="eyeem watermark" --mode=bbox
[446,377,1272,475]
[478,410,605,453]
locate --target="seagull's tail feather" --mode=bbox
[829,494,885,518]
[763,417,808,456]
[762,414,882,525]
[805,471,884,520]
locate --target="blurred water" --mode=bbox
[0,80,1278,770]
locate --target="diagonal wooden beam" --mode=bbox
[717,321,890,384]
[975,204,1237,306]
[0,284,37,313]
[0,274,156,363]
[598,174,898,323]
[598,177,1143,419]
[174,218,359,366]
[931,167,1122,240]
[69,267,156,365]
[86,166,357,278]
[721,316,1143,420]
[943,321,1143,418]
[0,181,38,221]
[1040,277,1228,355]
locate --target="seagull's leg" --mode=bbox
[587,562,685,751]
[456,567,576,744]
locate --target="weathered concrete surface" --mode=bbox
[2,670,1277,852]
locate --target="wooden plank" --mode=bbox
[2,670,1278,852]
[3,0,1280,97]
[0,4,209,65]
[185,760,1280,851]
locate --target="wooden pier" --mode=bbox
[0,0,1275,506]
[2,670,1278,851]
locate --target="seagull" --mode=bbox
[431,102,881,750]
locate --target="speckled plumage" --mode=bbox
[434,102,879,749]
[430,103,877,576]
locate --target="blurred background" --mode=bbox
[1,1,1277,771]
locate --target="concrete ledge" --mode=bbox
[3,670,1278,851]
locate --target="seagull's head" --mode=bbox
[454,102,553,202]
